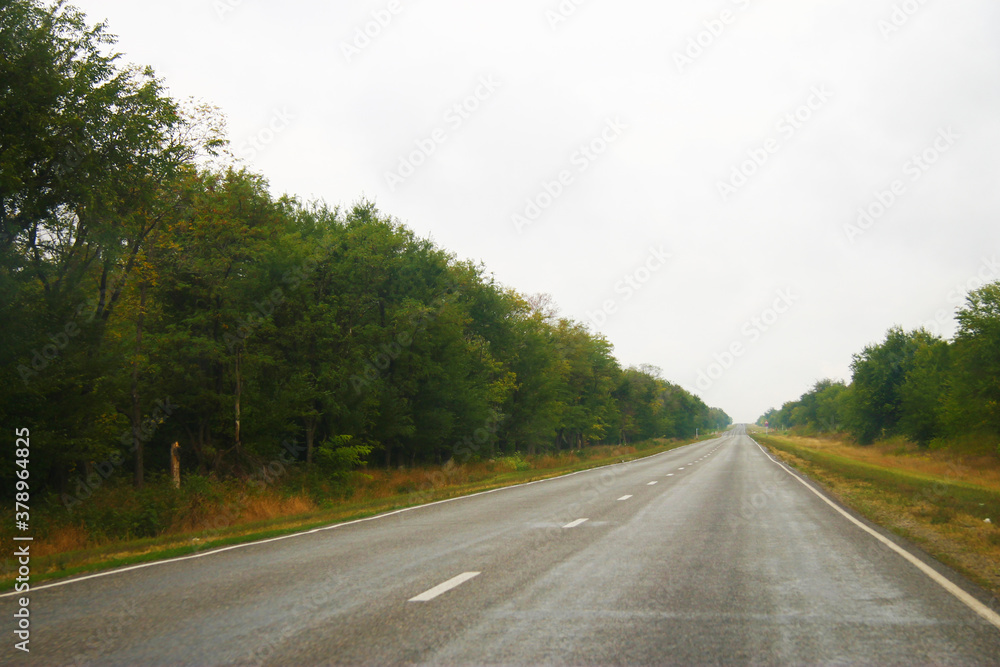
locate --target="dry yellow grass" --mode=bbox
[779,433,1000,490]
[32,524,91,559]
[344,445,639,502]
[239,494,317,523]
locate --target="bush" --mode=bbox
[316,436,373,478]
[496,454,531,472]
[928,432,999,457]
[69,475,182,541]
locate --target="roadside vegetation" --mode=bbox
[758,286,1000,450]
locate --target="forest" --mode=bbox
[0,0,731,506]
[757,289,1000,449]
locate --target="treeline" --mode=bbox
[758,285,1000,448]
[0,1,730,499]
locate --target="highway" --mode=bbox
[5,425,1000,665]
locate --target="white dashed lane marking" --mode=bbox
[409,572,481,602]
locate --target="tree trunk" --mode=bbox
[305,417,316,465]
[170,442,180,488]
[234,346,242,454]
[132,281,147,489]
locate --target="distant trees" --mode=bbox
[758,283,1000,448]
[759,379,849,435]
[1,0,731,501]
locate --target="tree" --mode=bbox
[897,336,950,445]
[0,0,192,491]
[949,281,1000,437]
[145,169,289,474]
[846,327,932,444]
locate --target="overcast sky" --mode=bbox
[72,0,1000,422]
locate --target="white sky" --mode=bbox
[72,0,1000,422]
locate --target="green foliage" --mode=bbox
[495,453,531,472]
[760,284,1000,450]
[897,337,950,445]
[316,437,372,476]
[951,282,1000,436]
[758,379,848,435]
[1,1,731,509]
[1,0,192,492]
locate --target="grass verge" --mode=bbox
[752,431,1000,598]
[1,436,705,591]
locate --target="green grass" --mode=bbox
[756,434,1000,522]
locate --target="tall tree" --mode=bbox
[949,281,1000,437]
[0,0,194,491]
[846,327,931,444]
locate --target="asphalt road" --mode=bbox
[6,425,1000,665]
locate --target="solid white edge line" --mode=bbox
[562,518,589,529]
[408,571,480,602]
[3,436,728,598]
[750,437,1000,632]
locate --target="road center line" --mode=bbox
[751,439,1000,632]
[618,495,633,501]
[563,518,589,528]
[409,572,481,602]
